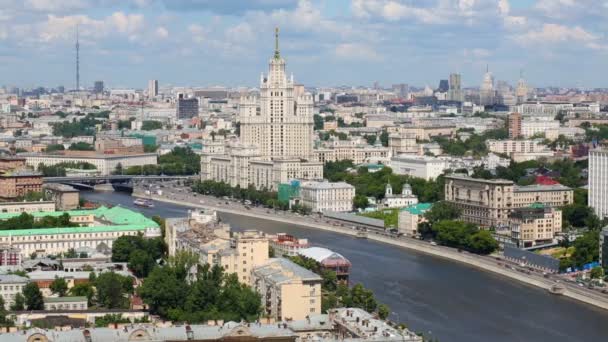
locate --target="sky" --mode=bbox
[0,0,607,89]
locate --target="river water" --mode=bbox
[82,191,608,342]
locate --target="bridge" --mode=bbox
[43,175,196,184]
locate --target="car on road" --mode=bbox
[430,241,437,246]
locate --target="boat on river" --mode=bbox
[133,198,154,208]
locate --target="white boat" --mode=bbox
[548,283,565,295]
[133,198,154,208]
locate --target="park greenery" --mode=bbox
[191,180,312,214]
[324,160,444,203]
[141,120,164,131]
[68,142,95,151]
[138,261,262,323]
[120,147,199,176]
[432,128,508,157]
[289,255,389,319]
[37,161,97,177]
[359,208,399,228]
[0,212,77,231]
[111,235,166,278]
[51,113,107,138]
[45,144,65,152]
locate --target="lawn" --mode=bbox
[359,209,399,228]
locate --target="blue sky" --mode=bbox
[1,0,607,89]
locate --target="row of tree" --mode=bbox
[324,160,444,204]
[116,147,200,176]
[111,235,166,278]
[288,255,389,319]
[37,161,97,177]
[0,212,77,231]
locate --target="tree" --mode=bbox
[23,282,44,310]
[11,293,25,311]
[141,120,163,131]
[379,131,389,147]
[69,283,94,305]
[570,231,599,268]
[377,303,390,320]
[64,248,77,258]
[69,142,94,151]
[423,201,461,225]
[0,296,7,325]
[95,272,132,309]
[128,249,156,278]
[466,230,499,255]
[590,266,604,279]
[138,266,188,318]
[50,277,68,297]
[353,194,369,209]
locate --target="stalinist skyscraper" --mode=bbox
[240,28,314,160]
[200,28,322,190]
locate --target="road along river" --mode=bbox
[82,191,608,342]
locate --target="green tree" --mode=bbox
[69,283,95,305]
[95,272,132,309]
[128,249,156,278]
[590,266,604,279]
[11,293,25,311]
[141,120,163,130]
[466,230,499,255]
[570,231,599,268]
[379,131,389,147]
[423,201,461,225]
[23,282,44,310]
[377,303,390,320]
[353,194,369,209]
[69,142,95,151]
[0,296,8,325]
[138,266,188,317]
[50,277,68,297]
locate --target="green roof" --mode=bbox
[44,296,87,303]
[401,203,433,215]
[529,202,547,209]
[0,206,159,237]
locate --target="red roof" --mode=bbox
[535,175,559,185]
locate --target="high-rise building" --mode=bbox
[176,94,199,119]
[508,112,522,139]
[93,81,104,94]
[448,74,463,102]
[392,84,409,99]
[516,71,528,105]
[589,149,608,219]
[239,27,314,160]
[479,67,495,106]
[437,80,449,93]
[148,79,158,98]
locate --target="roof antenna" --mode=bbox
[274,27,280,59]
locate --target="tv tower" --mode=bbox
[75,25,80,91]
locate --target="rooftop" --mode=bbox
[514,184,572,192]
[445,174,513,185]
[298,247,351,267]
[0,206,159,237]
[253,258,322,285]
[44,296,87,303]
[401,203,433,215]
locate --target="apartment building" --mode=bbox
[589,149,608,219]
[444,174,572,227]
[508,205,562,248]
[388,132,418,155]
[0,274,28,309]
[520,117,560,138]
[486,139,547,155]
[251,258,322,321]
[390,155,449,180]
[299,181,355,213]
[23,152,157,176]
[0,170,43,199]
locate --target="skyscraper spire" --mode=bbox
[76,24,80,92]
[274,27,280,59]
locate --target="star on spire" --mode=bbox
[274,27,280,59]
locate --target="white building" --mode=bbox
[299,181,355,213]
[390,155,449,180]
[589,149,608,219]
[486,139,548,154]
[148,79,158,98]
[520,118,560,138]
[200,29,323,190]
[382,183,418,208]
[23,153,157,176]
[0,274,28,309]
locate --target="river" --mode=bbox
[82,191,608,342]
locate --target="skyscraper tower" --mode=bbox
[75,25,80,92]
[448,73,463,102]
[516,70,528,105]
[239,27,314,160]
[479,65,495,106]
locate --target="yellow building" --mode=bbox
[508,205,562,248]
[252,258,322,321]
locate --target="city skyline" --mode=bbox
[1,0,607,88]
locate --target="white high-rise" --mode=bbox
[148,79,158,98]
[515,71,528,105]
[479,67,495,106]
[448,73,463,102]
[589,149,608,219]
[240,28,314,160]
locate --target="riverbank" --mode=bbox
[133,191,608,312]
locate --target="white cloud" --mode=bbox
[155,26,168,39]
[463,48,492,58]
[514,23,604,50]
[226,22,255,44]
[334,43,381,61]
[24,0,88,12]
[188,24,206,43]
[35,12,145,43]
